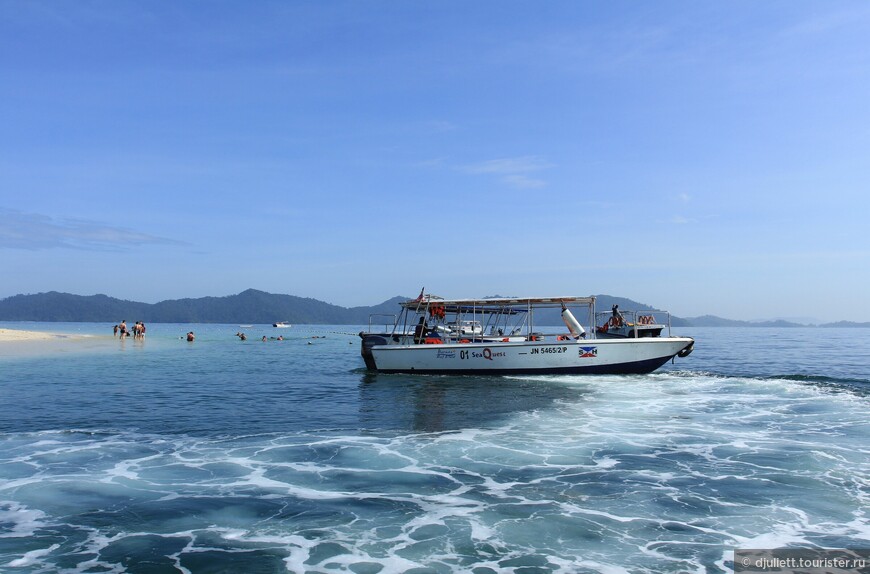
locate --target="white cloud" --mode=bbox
[0,208,186,251]
[462,155,554,188]
[781,5,870,37]
[502,174,547,189]
[463,156,554,175]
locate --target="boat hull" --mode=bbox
[364,337,694,375]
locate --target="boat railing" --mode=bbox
[594,310,673,337]
[368,314,397,334]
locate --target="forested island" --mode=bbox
[0,289,867,327]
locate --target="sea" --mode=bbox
[0,322,868,574]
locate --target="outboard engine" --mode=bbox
[359,333,387,370]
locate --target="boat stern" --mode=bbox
[359,332,387,370]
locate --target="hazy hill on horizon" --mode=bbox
[0,289,867,327]
[0,289,404,325]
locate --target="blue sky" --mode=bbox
[2,1,869,321]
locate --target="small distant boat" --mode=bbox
[449,319,483,336]
[273,322,291,328]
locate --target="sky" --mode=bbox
[2,1,869,322]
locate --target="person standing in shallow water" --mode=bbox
[113,324,119,337]
[186,331,195,342]
[119,320,127,338]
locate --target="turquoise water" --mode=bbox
[1,323,869,573]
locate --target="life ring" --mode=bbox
[459,339,470,343]
[557,335,570,341]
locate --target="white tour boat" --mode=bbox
[359,293,694,375]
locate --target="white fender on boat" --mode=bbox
[561,307,586,339]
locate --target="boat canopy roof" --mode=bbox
[400,295,596,309]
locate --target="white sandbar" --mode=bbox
[0,328,72,342]
[0,328,105,358]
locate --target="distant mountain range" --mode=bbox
[0,289,867,327]
[0,289,403,325]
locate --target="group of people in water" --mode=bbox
[111,326,332,343]
[113,320,146,339]
[236,332,286,341]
